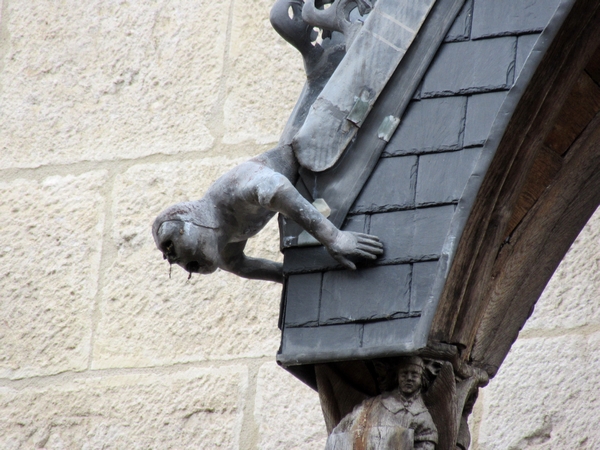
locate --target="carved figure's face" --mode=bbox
[397,364,422,396]
[153,219,220,275]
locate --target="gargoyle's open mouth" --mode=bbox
[185,261,200,273]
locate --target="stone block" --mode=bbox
[0,0,231,168]
[0,366,247,449]
[421,37,516,97]
[350,156,418,214]
[411,261,439,312]
[0,171,106,379]
[444,0,473,42]
[386,97,467,155]
[92,158,284,369]
[281,324,362,355]
[471,0,561,39]
[416,148,483,206]
[369,205,455,263]
[320,265,412,324]
[362,317,421,349]
[523,207,600,332]
[477,333,600,449]
[223,0,305,145]
[464,91,508,147]
[255,362,327,450]
[516,34,541,80]
[285,273,322,327]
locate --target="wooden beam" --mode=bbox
[430,0,600,344]
[471,110,600,375]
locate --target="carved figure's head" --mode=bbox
[396,356,425,396]
[152,201,220,276]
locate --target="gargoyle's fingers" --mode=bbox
[354,249,378,259]
[357,243,384,254]
[336,256,357,270]
[355,232,381,241]
[356,236,384,248]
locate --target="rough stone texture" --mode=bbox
[471,0,562,39]
[0,0,231,168]
[420,37,516,97]
[0,171,106,379]
[255,362,326,449]
[0,366,247,449]
[223,0,305,145]
[93,158,283,369]
[522,207,600,332]
[477,334,600,449]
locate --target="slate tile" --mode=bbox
[319,265,411,325]
[516,34,540,80]
[282,215,367,274]
[464,91,508,147]
[420,37,516,97]
[361,317,421,349]
[416,148,483,206]
[284,273,322,327]
[471,0,561,39]
[350,156,417,214]
[411,261,439,312]
[444,0,473,42]
[385,97,467,156]
[369,205,455,262]
[281,323,362,355]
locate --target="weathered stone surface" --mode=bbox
[444,0,473,42]
[386,97,467,155]
[421,37,516,97]
[370,205,455,262]
[223,0,305,145]
[350,156,417,214]
[464,91,508,147]
[523,207,600,332]
[285,273,322,327]
[416,148,483,206]
[0,171,106,379]
[471,0,561,39]
[0,366,247,449]
[0,0,231,168]
[255,362,326,449]
[516,34,541,80]
[320,265,412,324]
[93,158,284,369]
[477,334,600,449]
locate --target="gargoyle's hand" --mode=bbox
[327,231,384,270]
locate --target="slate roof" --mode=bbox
[277,0,564,368]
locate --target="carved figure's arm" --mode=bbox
[254,171,383,270]
[220,241,284,284]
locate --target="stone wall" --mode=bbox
[0,1,598,448]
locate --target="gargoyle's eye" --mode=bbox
[161,240,174,254]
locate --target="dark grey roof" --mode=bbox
[277,0,566,368]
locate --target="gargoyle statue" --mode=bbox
[152,145,383,283]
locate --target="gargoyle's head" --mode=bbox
[152,201,220,276]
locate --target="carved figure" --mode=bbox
[326,356,438,450]
[152,145,383,283]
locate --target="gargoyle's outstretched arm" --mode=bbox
[221,241,284,283]
[253,170,383,270]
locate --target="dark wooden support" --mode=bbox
[472,110,600,375]
[430,0,600,349]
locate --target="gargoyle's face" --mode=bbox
[153,219,220,275]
